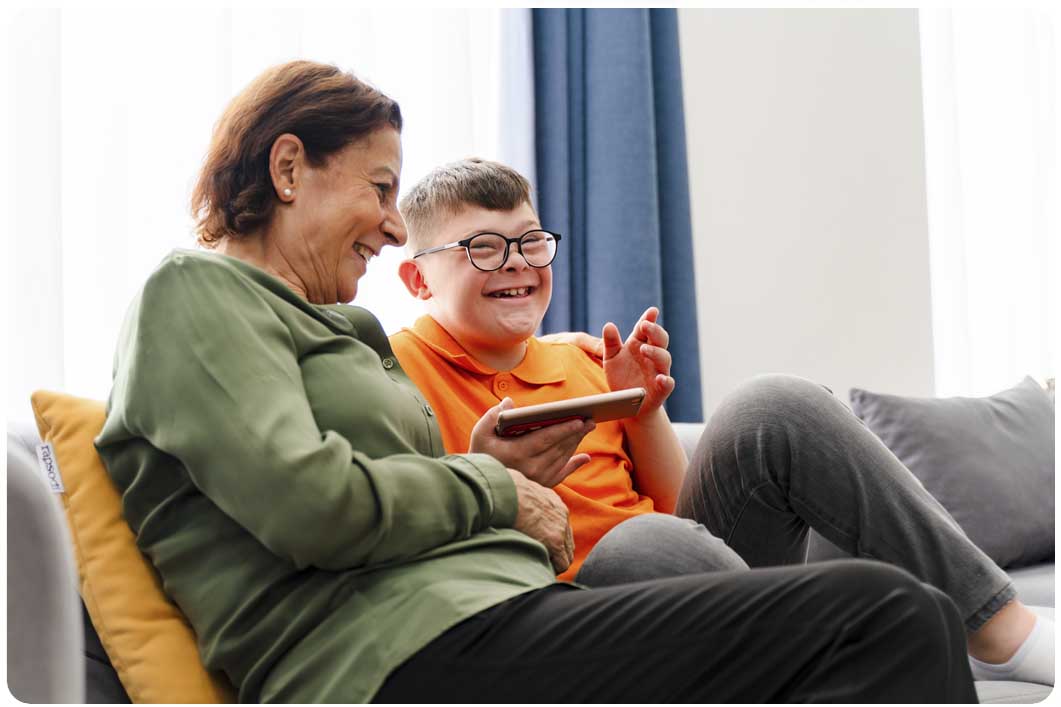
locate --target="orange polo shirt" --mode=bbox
[390,315,656,581]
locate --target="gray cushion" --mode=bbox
[850,377,1055,570]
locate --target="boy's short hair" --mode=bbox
[399,158,534,251]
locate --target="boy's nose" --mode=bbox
[503,242,530,270]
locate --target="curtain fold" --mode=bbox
[533,8,703,421]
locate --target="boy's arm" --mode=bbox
[594,306,688,512]
[623,407,687,514]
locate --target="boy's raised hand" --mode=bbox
[469,398,596,488]
[602,307,675,416]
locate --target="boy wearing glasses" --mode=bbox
[389,158,1052,688]
[393,158,687,581]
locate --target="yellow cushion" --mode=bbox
[30,390,238,704]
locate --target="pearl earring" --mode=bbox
[283,188,293,197]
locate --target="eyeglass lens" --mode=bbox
[468,231,557,270]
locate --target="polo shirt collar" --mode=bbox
[407,315,566,385]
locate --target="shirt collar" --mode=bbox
[406,316,566,385]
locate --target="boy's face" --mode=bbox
[408,201,553,354]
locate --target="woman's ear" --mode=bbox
[398,259,432,300]
[269,133,304,202]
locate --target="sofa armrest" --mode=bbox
[6,433,85,703]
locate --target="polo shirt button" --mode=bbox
[497,380,509,391]
[425,404,434,416]
[382,357,395,369]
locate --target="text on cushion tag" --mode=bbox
[35,442,65,494]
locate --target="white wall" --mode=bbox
[678,9,936,417]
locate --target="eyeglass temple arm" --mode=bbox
[412,239,466,259]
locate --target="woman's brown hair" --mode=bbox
[191,60,402,246]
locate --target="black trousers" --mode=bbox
[374,560,977,703]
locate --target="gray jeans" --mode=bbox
[576,374,1015,631]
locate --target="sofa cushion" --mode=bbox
[30,390,237,703]
[849,377,1054,570]
[1007,564,1056,609]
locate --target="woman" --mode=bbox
[95,60,977,703]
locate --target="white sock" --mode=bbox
[969,615,1054,686]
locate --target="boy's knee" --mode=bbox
[724,374,836,419]
[578,514,747,586]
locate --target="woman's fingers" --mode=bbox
[555,453,592,485]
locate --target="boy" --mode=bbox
[389,158,1052,687]
[391,158,687,581]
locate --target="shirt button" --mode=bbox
[323,309,352,331]
[497,380,509,391]
[425,404,434,416]
[382,357,395,369]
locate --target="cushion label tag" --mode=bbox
[35,442,66,494]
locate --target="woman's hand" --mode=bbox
[507,468,575,573]
[470,398,595,487]
[602,307,675,417]
[539,331,604,359]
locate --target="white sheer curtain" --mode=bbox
[6,8,534,420]
[919,9,1058,397]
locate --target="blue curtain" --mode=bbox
[533,9,703,422]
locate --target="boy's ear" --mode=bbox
[398,258,433,300]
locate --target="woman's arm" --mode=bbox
[108,256,518,572]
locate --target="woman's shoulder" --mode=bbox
[132,249,293,332]
[143,249,300,305]
[146,248,249,288]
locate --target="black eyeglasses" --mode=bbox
[412,230,562,272]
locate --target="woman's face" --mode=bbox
[276,127,406,304]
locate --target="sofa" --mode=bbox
[7,411,1054,704]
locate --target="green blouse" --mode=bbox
[95,250,557,702]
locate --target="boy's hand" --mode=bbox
[602,306,675,416]
[469,398,596,487]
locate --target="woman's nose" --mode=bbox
[384,208,408,248]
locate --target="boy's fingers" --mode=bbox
[636,320,670,349]
[640,344,672,371]
[602,322,624,359]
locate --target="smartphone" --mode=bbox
[494,387,647,437]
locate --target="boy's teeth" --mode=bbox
[492,287,530,298]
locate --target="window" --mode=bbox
[7,8,532,416]
[920,9,1058,395]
